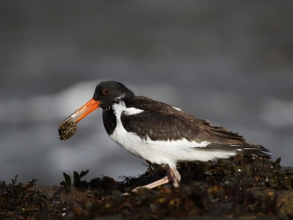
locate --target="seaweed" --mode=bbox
[1,156,293,219]
[60,170,89,188]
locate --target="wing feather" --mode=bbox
[123,96,244,144]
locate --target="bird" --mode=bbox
[59,80,271,191]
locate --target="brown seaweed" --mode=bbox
[2,156,293,219]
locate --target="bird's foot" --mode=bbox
[123,176,171,195]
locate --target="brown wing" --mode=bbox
[123,96,246,145]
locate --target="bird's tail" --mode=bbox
[236,144,271,158]
[204,143,271,158]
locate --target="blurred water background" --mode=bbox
[1,1,293,185]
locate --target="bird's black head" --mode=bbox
[93,81,135,109]
[58,81,135,140]
[59,81,135,131]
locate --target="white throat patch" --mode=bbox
[112,101,144,116]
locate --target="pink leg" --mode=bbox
[132,165,181,192]
[132,176,170,192]
[167,165,181,188]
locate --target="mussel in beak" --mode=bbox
[58,121,77,141]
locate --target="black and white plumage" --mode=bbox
[60,80,271,191]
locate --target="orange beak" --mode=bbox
[59,98,100,127]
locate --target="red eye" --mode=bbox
[102,88,110,95]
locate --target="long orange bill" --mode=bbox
[59,99,100,127]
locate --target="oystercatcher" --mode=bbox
[59,81,270,191]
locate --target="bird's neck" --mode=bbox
[102,107,117,135]
[102,97,135,135]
